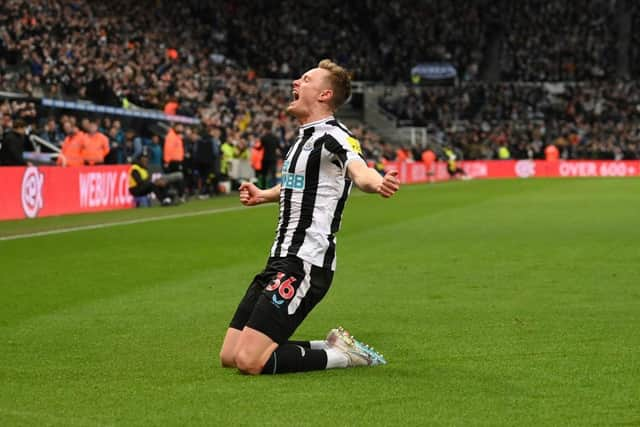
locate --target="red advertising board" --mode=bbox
[1,160,639,221]
[385,160,640,184]
[0,165,134,221]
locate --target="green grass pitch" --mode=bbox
[1,178,639,426]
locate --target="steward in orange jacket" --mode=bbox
[545,144,559,161]
[164,126,184,173]
[57,121,86,167]
[421,148,436,181]
[82,121,110,165]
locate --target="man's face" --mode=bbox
[1,114,11,129]
[286,67,332,117]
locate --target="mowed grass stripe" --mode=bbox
[0,204,271,241]
[0,182,435,240]
[1,178,639,426]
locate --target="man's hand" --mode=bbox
[239,182,266,206]
[347,161,400,197]
[377,170,400,198]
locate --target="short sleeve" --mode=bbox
[323,134,366,169]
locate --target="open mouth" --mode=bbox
[292,90,299,101]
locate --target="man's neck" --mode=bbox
[298,110,334,126]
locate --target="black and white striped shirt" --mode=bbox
[270,116,365,270]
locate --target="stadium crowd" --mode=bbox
[202,0,496,83]
[1,0,623,97]
[0,0,493,94]
[380,81,640,160]
[499,0,618,81]
[1,0,639,174]
[630,2,640,79]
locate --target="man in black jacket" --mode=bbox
[0,119,27,166]
[192,127,217,198]
[259,121,279,188]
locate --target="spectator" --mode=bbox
[57,121,85,167]
[163,125,184,173]
[208,126,222,194]
[219,138,235,182]
[396,146,411,163]
[250,138,264,186]
[122,130,142,163]
[82,120,110,165]
[148,135,163,167]
[545,143,559,161]
[259,121,279,189]
[421,146,437,182]
[39,118,64,151]
[164,97,179,115]
[192,127,216,198]
[104,125,122,164]
[0,118,27,165]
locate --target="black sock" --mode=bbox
[261,344,327,374]
[286,340,310,348]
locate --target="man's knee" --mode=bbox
[219,349,236,368]
[219,327,243,368]
[234,349,266,375]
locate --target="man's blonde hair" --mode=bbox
[318,59,351,111]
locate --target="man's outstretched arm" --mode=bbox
[239,182,281,206]
[347,161,400,198]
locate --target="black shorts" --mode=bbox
[229,256,334,344]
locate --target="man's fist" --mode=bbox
[377,170,400,198]
[239,182,265,206]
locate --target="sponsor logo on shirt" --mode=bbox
[347,136,362,155]
[281,172,305,190]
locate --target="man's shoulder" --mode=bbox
[318,122,363,156]
[4,130,20,142]
[74,132,88,142]
[322,119,354,138]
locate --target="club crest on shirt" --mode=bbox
[303,141,314,151]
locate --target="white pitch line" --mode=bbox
[0,183,427,242]
[0,204,270,241]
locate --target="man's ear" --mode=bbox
[318,89,333,103]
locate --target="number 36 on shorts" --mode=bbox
[265,272,298,308]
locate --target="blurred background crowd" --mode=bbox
[1,0,639,185]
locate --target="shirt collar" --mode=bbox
[300,115,335,130]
